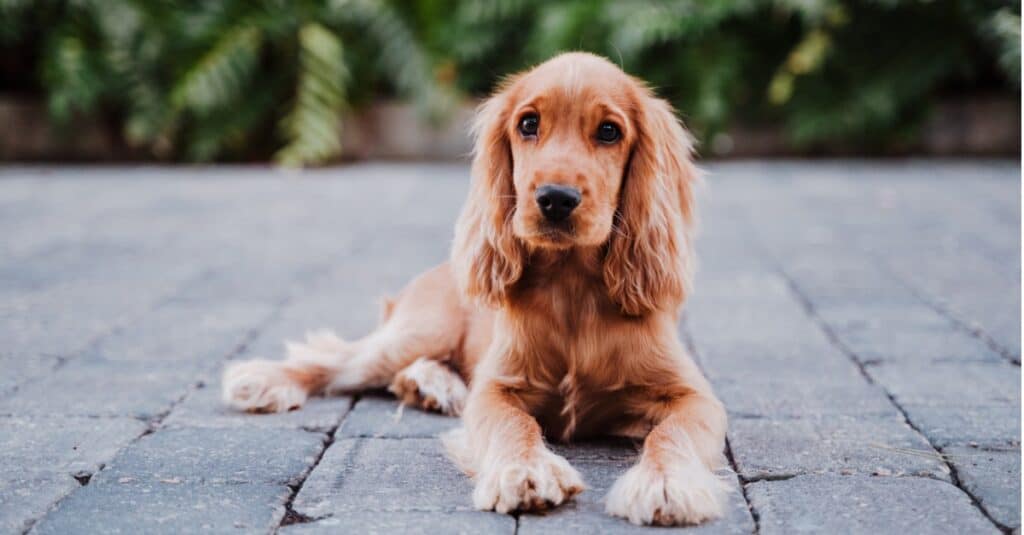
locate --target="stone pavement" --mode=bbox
[0,161,1019,534]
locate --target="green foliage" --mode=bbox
[276,23,348,166]
[2,0,1019,162]
[4,0,449,165]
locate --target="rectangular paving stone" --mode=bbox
[280,511,515,534]
[823,312,1004,365]
[747,474,999,534]
[0,354,60,396]
[902,403,1021,449]
[0,358,201,419]
[943,445,1021,530]
[715,379,898,420]
[31,480,291,535]
[93,427,325,486]
[0,416,147,479]
[0,474,78,535]
[336,395,460,439]
[729,415,949,480]
[293,438,474,517]
[89,300,275,364]
[694,343,866,386]
[162,382,352,432]
[868,361,1020,409]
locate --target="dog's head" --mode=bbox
[452,52,699,316]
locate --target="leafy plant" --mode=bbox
[1,0,1019,162]
[4,0,452,165]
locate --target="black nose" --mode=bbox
[535,184,581,222]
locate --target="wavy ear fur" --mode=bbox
[450,89,526,306]
[603,94,699,316]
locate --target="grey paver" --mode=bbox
[729,416,950,480]
[0,416,147,478]
[747,475,1000,534]
[163,384,352,432]
[0,163,1017,534]
[279,511,516,534]
[292,438,474,517]
[902,404,1021,449]
[715,380,898,420]
[31,480,291,535]
[0,475,78,535]
[336,395,460,439]
[94,427,326,486]
[0,358,201,419]
[868,361,1020,409]
[944,445,1021,530]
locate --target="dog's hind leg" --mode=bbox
[222,264,467,413]
[389,356,469,416]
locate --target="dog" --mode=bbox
[222,52,728,526]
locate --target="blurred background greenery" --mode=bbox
[0,0,1019,165]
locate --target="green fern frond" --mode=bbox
[42,30,110,123]
[171,25,262,115]
[607,0,757,60]
[335,0,457,118]
[275,23,349,167]
[187,84,276,161]
[990,8,1020,87]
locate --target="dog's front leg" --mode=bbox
[606,387,729,526]
[446,380,584,513]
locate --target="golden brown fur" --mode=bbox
[222,52,728,526]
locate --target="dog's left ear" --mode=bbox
[604,94,698,316]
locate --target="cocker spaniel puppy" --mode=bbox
[222,52,728,526]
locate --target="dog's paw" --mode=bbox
[473,449,585,514]
[222,359,307,413]
[389,357,468,415]
[605,459,727,526]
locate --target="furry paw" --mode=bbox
[222,359,307,413]
[605,459,728,526]
[472,449,585,514]
[389,357,468,415]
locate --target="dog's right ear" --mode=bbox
[451,87,526,306]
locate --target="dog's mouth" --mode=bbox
[526,221,576,248]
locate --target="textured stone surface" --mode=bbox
[94,427,326,486]
[0,163,1017,533]
[944,446,1021,529]
[0,475,77,535]
[0,416,147,478]
[292,438,474,517]
[336,395,460,438]
[32,481,292,535]
[729,416,950,480]
[899,404,1021,449]
[0,358,201,419]
[747,475,1000,534]
[280,511,516,534]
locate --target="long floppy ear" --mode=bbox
[603,94,699,316]
[450,89,526,306]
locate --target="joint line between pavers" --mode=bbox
[681,320,760,534]
[17,294,294,535]
[734,212,1013,534]
[776,266,1014,534]
[874,256,1021,367]
[276,394,362,531]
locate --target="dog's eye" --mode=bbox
[518,114,539,137]
[596,122,620,143]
